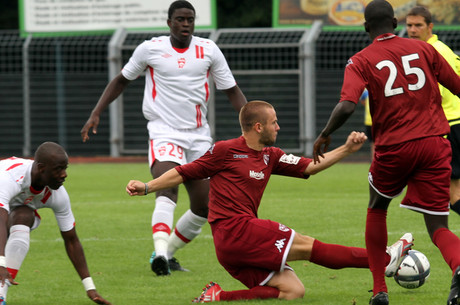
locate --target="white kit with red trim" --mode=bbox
[122,35,236,129]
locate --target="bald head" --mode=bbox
[364,0,396,37]
[35,142,68,165]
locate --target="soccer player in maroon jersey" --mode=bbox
[313,1,460,304]
[127,100,411,303]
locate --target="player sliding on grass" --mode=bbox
[0,142,111,305]
[313,1,460,304]
[127,100,412,303]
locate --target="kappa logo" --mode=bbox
[275,238,286,252]
[249,170,264,180]
[208,144,215,154]
[178,57,186,68]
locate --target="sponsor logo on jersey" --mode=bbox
[161,53,172,58]
[275,238,286,252]
[279,224,290,232]
[263,154,270,165]
[249,170,265,180]
[233,154,248,158]
[178,58,186,68]
[279,154,301,165]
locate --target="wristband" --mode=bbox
[82,277,96,291]
[0,256,5,268]
[144,183,149,195]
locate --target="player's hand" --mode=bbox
[81,115,100,142]
[344,131,367,153]
[313,133,331,164]
[0,267,18,287]
[87,290,112,305]
[126,180,146,196]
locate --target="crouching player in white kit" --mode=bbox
[81,0,247,276]
[0,142,111,305]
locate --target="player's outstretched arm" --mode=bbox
[81,73,131,142]
[126,168,184,196]
[60,228,111,304]
[313,100,356,163]
[307,131,367,175]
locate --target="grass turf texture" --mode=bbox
[7,162,460,305]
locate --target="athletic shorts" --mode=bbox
[210,216,295,288]
[147,119,213,167]
[448,124,460,179]
[369,136,451,215]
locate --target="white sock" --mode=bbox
[2,225,30,300]
[152,196,176,258]
[167,210,207,258]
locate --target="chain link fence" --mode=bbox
[2,27,460,158]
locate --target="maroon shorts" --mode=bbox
[369,136,451,215]
[210,216,295,288]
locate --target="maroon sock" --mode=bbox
[433,227,460,274]
[220,286,280,301]
[310,239,370,269]
[365,208,388,294]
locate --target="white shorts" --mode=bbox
[147,119,213,167]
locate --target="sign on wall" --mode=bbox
[273,0,460,28]
[20,0,216,37]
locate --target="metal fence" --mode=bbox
[2,26,460,158]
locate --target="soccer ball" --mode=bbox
[394,250,430,289]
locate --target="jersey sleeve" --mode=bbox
[209,41,237,90]
[176,142,227,181]
[432,46,460,96]
[340,57,367,104]
[271,148,311,178]
[51,187,76,232]
[121,41,150,81]
[0,172,20,212]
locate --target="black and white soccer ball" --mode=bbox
[394,250,430,289]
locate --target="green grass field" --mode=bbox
[7,162,460,305]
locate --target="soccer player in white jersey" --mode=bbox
[0,142,111,305]
[81,0,247,276]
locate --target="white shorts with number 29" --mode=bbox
[147,119,213,168]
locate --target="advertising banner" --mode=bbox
[273,0,460,28]
[20,0,216,36]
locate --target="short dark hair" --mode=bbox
[239,101,274,132]
[364,0,394,28]
[407,6,432,25]
[168,0,195,19]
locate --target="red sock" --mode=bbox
[366,208,388,294]
[220,286,279,301]
[310,239,370,268]
[433,227,460,274]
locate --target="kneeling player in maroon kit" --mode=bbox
[126,101,412,302]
